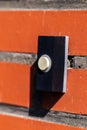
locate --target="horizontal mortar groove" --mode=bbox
[0,52,87,69]
[0,0,87,9]
[0,52,37,65]
[0,103,86,128]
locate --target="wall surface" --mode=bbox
[0,1,87,130]
[0,0,87,9]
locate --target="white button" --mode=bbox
[38,55,52,72]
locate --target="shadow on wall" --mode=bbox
[29,61,64,117]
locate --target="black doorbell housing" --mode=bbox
[35,36,69,93]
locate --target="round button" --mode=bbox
[38,55,52,72]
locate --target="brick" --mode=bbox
[0,62,87,114]
[0,11,87,55]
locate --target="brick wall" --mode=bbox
[0,1,87,130]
